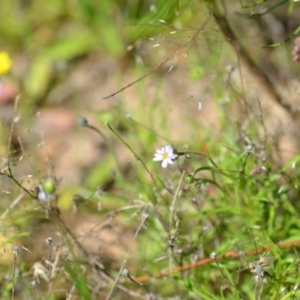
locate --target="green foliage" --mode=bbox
[0,0,300,299]
[63,260,91,300]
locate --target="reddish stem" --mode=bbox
[133,239,300,283]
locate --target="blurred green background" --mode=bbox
[1,0,300,299]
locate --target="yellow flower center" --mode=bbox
[162,153,168,159]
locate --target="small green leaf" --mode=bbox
[263,25,300,48]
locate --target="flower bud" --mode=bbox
[76,116,88,127]
[185,175,194,183]
[43,178,56,194]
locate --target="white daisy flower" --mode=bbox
[153,145,178,168]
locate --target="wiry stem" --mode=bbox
[168,171,185,271]
[105,214,148,300]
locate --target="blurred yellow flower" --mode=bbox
[0,52,12,75]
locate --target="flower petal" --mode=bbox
[166,158,174,165]
[171,153,178,159]
[161,160,168,168]
[156,148,164,154]
[153,145,177,168]
[153,156,163,161]
[165,145,172,152]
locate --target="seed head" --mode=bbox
[13,246,19,256]
[210,252,217,259]
[45,237,53,245]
